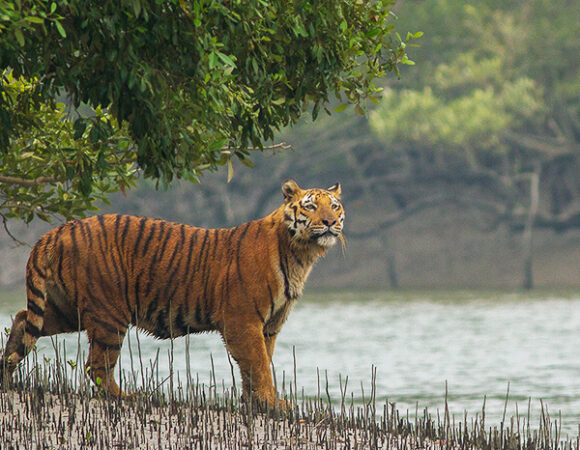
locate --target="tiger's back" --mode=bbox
[0,180,344,406]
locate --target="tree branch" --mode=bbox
[1,214,31,247]
[0,175,57,186]
[504,132,573,157]
[222,142,293,152]
[347,194,508,239]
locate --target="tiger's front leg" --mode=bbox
[264,332,278,363]
[222,323,277,407]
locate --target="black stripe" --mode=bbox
[14,342,26,356]
[294,253,304,267]
[220,257,233,312]
[174,303,187,335]
[31,251,45,279]
[255,221,263,238]
[26,322,41,338]
[97,215,108,248]
[26,278,44,299]
[92,317,126,335]
[133,217,148,255]
[134,272,143,317]
[211,229,220,259]
[200,231,216,311]
[78,219,94,249]
[194,230,210,274]
[94,219,118,293]
[141,222,157,257]
[166,237,182,269]
[184,230,196,270]
[85,288,129,328]
[278,240,291,300]
[194,230,211,318]
[254,300,265,324]
[56,240,66,287]
[120,215,132,247]
[154,308,170,339]
[114,215,132,316]
[70,221,79,259]
[91,338,122,351]
[114,214,122,241]
[47,298,77,331]
[144,227,175,297]
[195,301,204,325]
[27,300,44,317]
[145,297,159,322]
[267,283,275,317]
[157,226,173,260]
[182,230,200,295]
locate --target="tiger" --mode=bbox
[0,179,344,407]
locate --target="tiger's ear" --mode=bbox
[327,182,341,198]
[282,179,302,201]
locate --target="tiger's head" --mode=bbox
[281,180,344,249]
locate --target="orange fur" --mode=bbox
[0,180,344,406]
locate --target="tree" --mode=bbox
[0,0,415,223]
[368,0,580,287]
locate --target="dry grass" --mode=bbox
[1,334,578,449]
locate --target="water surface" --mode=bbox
[1,290,579,435]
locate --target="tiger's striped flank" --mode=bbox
[0,180,344,407]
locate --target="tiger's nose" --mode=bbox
[322,217,336,227]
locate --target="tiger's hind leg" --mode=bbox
[84,315,128,397]
[0,267,50,386]
[0,282,82,387]
[0,310,28,386]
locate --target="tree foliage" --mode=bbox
[0,71,136,223]
[0,0,414,223]
[369,0,580,228]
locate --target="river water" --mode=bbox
[1,290,579,436]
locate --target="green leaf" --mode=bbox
[240,157,254,168]
[216,51,237,68]
[25,16,44,24]
[208,52,217,69]
[14,29,25,46]
[333,103,349,113]
[54,20,66,38]
[227,158,234,183]
[132,0,141,17]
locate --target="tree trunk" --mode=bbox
[387,251,399,289]
[379,234,399,289]
[522,170,540,290]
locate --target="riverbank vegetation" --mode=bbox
[1,340,577,449]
